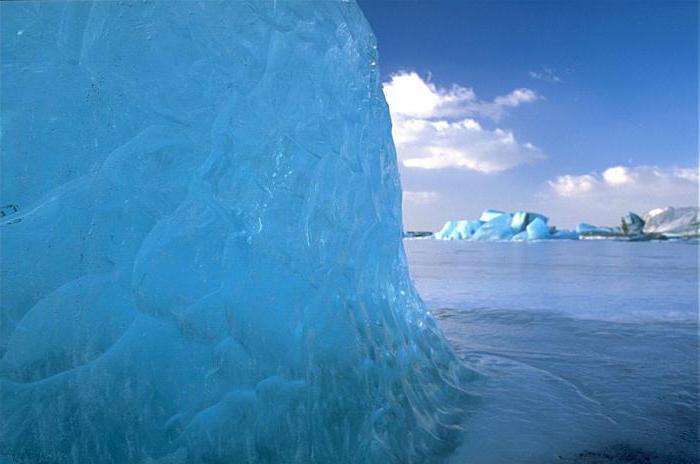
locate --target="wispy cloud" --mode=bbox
[383,71,538,121]
[403,191,439,205]
[383,71,544,173]
[529,67,562,84]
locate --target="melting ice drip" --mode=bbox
[0,1,469,463]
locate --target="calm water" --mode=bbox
[404,239,699,464]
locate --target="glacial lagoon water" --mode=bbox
[404,239,699,464]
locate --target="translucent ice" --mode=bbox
[511,230,529,241]
[479,209,507,222]
[510,211,529,232]
[434,219,482,240]
[435,220,458,240]
[471,213,516,241]
[0,2,468,463]
[510,211,548,233]
[455,220,483,239]
[525,217,550,240]
[511,218,551,241]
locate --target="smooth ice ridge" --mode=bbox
[0,2,468,463]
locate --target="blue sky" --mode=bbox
[358,0,699,230]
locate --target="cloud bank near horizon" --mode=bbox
[547,165,698,199]
[539,165,699,226]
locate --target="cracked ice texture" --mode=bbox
[0,1,467,463]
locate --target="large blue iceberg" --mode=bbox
[0,2,468,462]
[435,210,554,241]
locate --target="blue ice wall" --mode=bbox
[0,1,467,463]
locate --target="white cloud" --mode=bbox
[403,191,439,205]
[529,67,562,83]
[382,71,476,120]
[601,166,630,185]
[536,165,698,227]
[548,165,699,198]
[549,173,599,196]
[395,118,544,173]
[383,71,539,121]
[673,167,700,183]
[493,88,539,109]
[383,71,544,173]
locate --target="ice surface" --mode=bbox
[455,220,483,239]
[435,210,557,241]
[643,206,700,236]
[621,212,645,235]
[435,220,458,240]
[434,219,482,240]
[525,217,549,240]
[0,2,468,463]
[479,209,506,222]
[511,230,529,241]
[472,213,515,241]
[510,211,548,233]
[510,211,529,232]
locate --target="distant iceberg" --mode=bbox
[576,223,623,239]
[431,207,699,242]
[435,210,560,241]
[643,206,699,237]
[578,209,696,241]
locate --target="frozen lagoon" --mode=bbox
[405,239,699,463]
